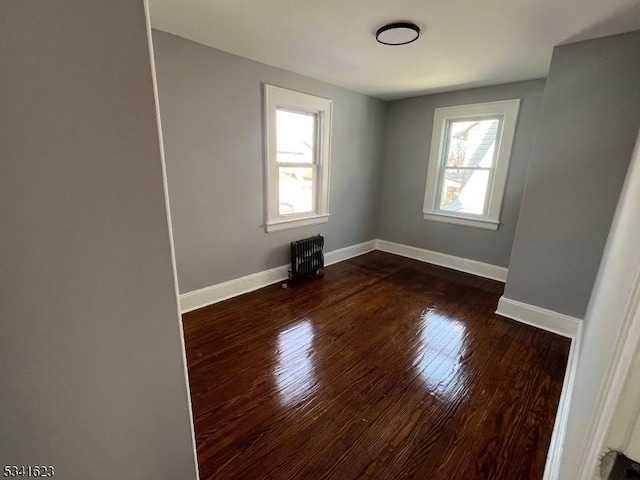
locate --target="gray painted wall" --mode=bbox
[1,2,197,479]
[152,31,386,294]
[504,31,640,319]
[377,80,546,267]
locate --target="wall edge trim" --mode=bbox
[375,239,509,282]
[496,296,582,338]
[179,240,376,313]
[495,296,583,479]
[543,324,583,480]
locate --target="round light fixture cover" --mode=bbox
[376,22,420,46]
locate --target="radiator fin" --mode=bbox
[290,235,324,283]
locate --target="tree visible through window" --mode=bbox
[264,85,332,233]
[423,100,520,230]
[439,118,500,216]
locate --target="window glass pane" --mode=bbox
[279,166,314,215]
[439,168,490,216]
[445,118,500,168]
[276,110,316,164]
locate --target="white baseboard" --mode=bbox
[325,240,376,266]
[179,240,376,313]
[375,239,509,282]
[496,296,582,338]
[180,264,289,314]
[543,323,583,480]
[494,297,583,479]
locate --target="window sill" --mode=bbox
[266,214,330,233]
[423,212,499,231]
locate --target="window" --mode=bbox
[423,99,520,230]
[264,84,332,232]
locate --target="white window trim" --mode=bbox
[423,99,520,231]
[264,84,332,233]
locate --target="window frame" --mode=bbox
[264,84,333,233]
[423,99,520,231]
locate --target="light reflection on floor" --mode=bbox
[414,309,467,399]
[274,319,316,406]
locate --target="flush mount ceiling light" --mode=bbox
[375,22,420,46]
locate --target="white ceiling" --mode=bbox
[150,0,640,100]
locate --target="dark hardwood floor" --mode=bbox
[182,251,570,480]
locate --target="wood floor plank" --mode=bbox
[182,251,570,480]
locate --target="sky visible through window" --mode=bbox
[440,118,499,216]
[276,109,316,215]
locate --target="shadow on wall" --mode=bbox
[562,3,640,44]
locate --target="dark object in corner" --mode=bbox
[602,451,640,480]
[289,235,324,283]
